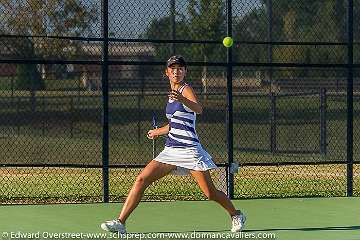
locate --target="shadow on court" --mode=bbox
[249,225,360,232]
[142,226,360,234]
[141,230,228,234]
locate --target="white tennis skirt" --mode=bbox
[154,145,217,175]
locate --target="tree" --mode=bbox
[354,0,360,64]
[16,64,44,91]
[260,0,348,67]
[143,0,225,63]
[234,0,353,79]
[143,0,226,89]
[233,7,268,62]
[142,16,188,61]
[0,0,98,90]
[186,0,226,62]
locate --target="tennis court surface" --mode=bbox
[1,197,359,240]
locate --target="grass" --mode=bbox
[1,92,360,202]
[0,164,358,204]
[0,76,83,91]
[0,77,14,90]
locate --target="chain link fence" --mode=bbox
[0,0,360,203]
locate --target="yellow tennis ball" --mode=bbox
[222,37,233,48]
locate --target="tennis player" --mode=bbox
[101,55,245,233]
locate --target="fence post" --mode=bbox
[17,96,20,135]
[346,0,354,197]
[70,96,74,138]
[226,0,234,199]
[270,92,277,153]
[320,88,327,155]
[137,94,141,144]
[170,0,176,55]
[11,76,14,97]
[267,0,273,92]
[42,96,45,136]
[101,0,110,203]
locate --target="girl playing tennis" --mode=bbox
[101,55,245,233]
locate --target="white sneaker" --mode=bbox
[100,219,126,233]
[231,211,246,232]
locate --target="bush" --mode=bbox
[16,64,45,90]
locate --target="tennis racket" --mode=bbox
[152,113,158,159]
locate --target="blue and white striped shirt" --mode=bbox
[165,84,200,148]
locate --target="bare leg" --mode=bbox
[190,170,237,216]
[118,160,176,224]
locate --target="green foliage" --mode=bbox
[233,8,268,62]
[143,0,226,63]
[185,0,226,61]
[143,0,226,82]
[16,64,45,90]
[0,0,98,59]
[234,0,359,78]
[143,0,358,68]
[142,16,188,61]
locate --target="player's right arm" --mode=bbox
[147,124,169,139]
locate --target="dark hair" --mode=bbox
[166,55,187,68]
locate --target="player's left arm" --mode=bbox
[169,86,203,114]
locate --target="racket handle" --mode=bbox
[152,138,156,159]
[152,114,157,159]
[152,126,157,159]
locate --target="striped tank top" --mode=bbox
[165,83,200,148]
